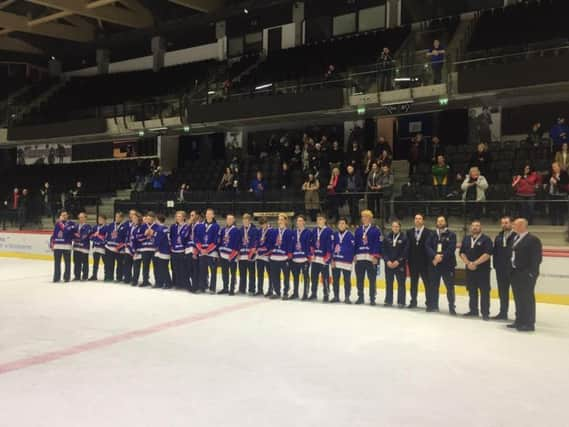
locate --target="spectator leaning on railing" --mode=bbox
[512,163,540,225]
[378,47,394,91]
[461,166,489,220]
[426,39,445,84]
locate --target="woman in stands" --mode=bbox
[512,163,540,224]
[302,173,320,221]
[217,167,234,192]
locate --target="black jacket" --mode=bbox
[512,233,542,276]
[493,231,516,272]
[406,227,432,266]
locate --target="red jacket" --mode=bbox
[513,172,540,196]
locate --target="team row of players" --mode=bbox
[50,208,531,322]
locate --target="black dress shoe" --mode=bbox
[516,325,535,332]
[330,297,340,303]
[152,284,163,289]
[449,308,456,316]
[282,294,289,301]
[370,301,376,306]
[398,304,405,309]
[355,298,364,305]
[88,277,97,281]
[264,292,273,298]
[269,294,280,300]
[407,302,417,309]
[301,294,308,301]
[345,299,352,305]
[217,289,229,295]
[482,315,490,321]
[308,294,317,301]
[506,323,519,328]
[139,282,150,288]
[384,302,393,307]
[463,312,479,317]
[72,278,80,282]
[289,293,299,300]
[254,291,263,296]
[491,314,508,321]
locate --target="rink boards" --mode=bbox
[0,230,568,305]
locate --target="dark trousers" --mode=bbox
[355,260,376,303]
[104,250,123,281]
[239,259,256,293]
[432,62,443,84]
[92,251,104,280]
[186,254,198,291]
[495,269,511,316]
[466,270,491,316]
[141,251,154,285]
[408,260,429,306]
[427,266,456,310]
[171,253,187,289]
[123,254,133,283]
[385,264,406,305]
[311,262,330,299]
[256,259,269,294]
[270,260,289,296]
[132,258,142,285]
[73,251,89,280]
[511,269,537,327]
[153,257,172,288]
[199,255,217,291]
[379,69,393,91]
[53,249,71,282]
[291,261,310,297]
[332,268,351,300]
[220,258,238,292]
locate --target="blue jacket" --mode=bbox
[354,224,382,262]
[269,227,293,261]
[426,228,457,269]
[383,232,409,269]
[135,223,157,252]
[90,224,108,253]
[311,226,334,265]
[155,223,171,259]
[256,226,273,261]
[195,221,220,258]
[239,224,259,261]
[51,220,77,251]
[332,230,355,270]
[291,228,313,263]
[550,123,569,145]
[219,225,241,262]
[105,221,128,253]
[169,223,188,254]
[73,223,92,254]
[125,223,139,255]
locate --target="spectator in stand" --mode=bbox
[344,165,363,225]
[218,167,234,191]
[373,137,392,158]
[527,122,543,148]
[544,162,569,225]
[427,136,446,163]
[347,141,363,172]
[279,162,291,191]
[39,181,53,219]
[324,64,336,82]
[378,47,394,91]
[554,143,569,171]
[302,173,320,221]
[408,133,423,177]
[249,171,267,198]
[18,188,29,230]
[151,170,165,192]
[477,107,493,144]
[308,143,322,177]
[377,149,392,168]
[363,150,375,177]
[461,166,489,220]
[432,155,451,198]
[426,39,445,84]
[291,144,302,167]
[326,167,343,220]
[367,162,382,215]
[301,140,311,172]
[9,187,20,210]
[469,143,492,176]
[378,164,394,219]
[512,163,540,224]
[550,117,569,148]
[328,140,344,170]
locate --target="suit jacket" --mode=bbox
[493,231,516,273]
[406,227,432,266]
[512,233,542,277]
[426,228,457,269]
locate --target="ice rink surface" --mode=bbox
[1,258,568,427]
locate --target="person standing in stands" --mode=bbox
[238,214,258,295]
[406,213,431,309]
[432,155,451,198]
[290,215,312,300]
[196,208,220,293]
[554,143,569,171]
[104,212,127,282]
[354,209,382,306]
[509,218,542,332]
[549,117,569,148]
[256,217,273,296]
[153,213,172,289]
[383,220,409,308]
[89,214,108,281]
[461,166,488,220]
[50,210,76,283]
[249,171,267,199]
[302,173,320,222]
[268,213,293,300]
[185,210,200,292]
[218,214,241,295]
[544,162,569,225]
[460,220,493,320]
[425,215,457,315]
[426,39,445,84]
[343,165,363,226]
[72,212,91,282]
[308,213,333,302]
[492,216,516,320]
[378,47,394,91]
[512,163,540,225]
[170,211,189,290]
[331,217,355,304]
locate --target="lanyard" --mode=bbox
[317,226,326,243]
[243,226,250,244]
[225,225,234,240]
[470,234,481,248]
[362,224,371,239]
[338,231,347,246]
[392,233,400,248]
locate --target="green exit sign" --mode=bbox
[357,106,366,115]
[439,97,449,106]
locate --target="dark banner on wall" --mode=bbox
[7,118,107,141]
[402,0,502,23]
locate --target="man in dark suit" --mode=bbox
[406,213,432,309]
[492,216,516,320]
[509,218,542,332]
[425,215,457,315]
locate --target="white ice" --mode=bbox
[0,257,568,427]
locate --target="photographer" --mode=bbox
[461,167,488,220]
